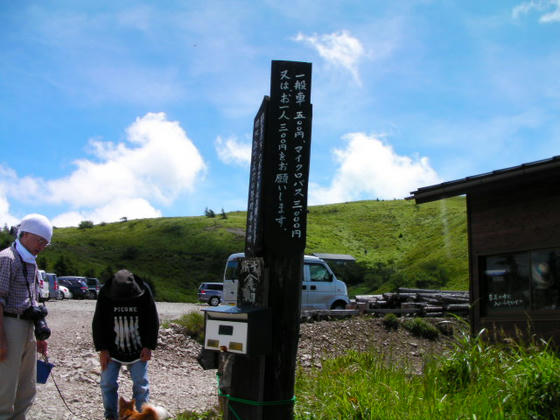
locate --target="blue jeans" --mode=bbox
[100,359,149,419]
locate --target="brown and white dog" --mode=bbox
[118,397,171,420]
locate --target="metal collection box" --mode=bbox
[202,306,271,355]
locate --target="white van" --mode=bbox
[222,253,349,310]
[37,270,50,302]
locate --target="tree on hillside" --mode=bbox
[221,208,227,219]
[54,255,77,276]
[79,220,94,229]
[205,207,216,218]
[0,231,12,250]
[37,256,48,271]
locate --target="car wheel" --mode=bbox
[209,296,220,306]
[331,301,346,310]
[56,290,64,300]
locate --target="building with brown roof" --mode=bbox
[410,156,560,343]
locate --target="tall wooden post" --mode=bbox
[223,60,312,420]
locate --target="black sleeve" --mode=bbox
[92,293,112,351]
[140,291,159,350]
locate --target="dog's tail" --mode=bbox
[142,403,171,420]
[154,405,171,420]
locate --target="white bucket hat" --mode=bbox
[18,214,53,243]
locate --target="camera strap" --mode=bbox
[16,250,37,305]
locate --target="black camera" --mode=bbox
[22,305,51,340]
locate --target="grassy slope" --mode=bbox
[306,197,468,292]
[38,197,468,301]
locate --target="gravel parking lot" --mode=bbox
[28,299,217,420]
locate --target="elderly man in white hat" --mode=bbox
[0,214,53,420]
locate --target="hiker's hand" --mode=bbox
[37,340,48,356]
[99,350,110,371]
[140,347,152,362]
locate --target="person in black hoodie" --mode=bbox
[92,269,159,420]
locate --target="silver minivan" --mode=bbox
[222,253,349,310]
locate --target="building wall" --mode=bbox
[468,175,560,342]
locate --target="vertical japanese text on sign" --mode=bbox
[264,61,312,253]
[245,97,269,257]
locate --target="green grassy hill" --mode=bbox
[31,197,468,301]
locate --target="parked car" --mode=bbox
[57,276,89,299]
[197,282,223,306]
[37,270,50,302]
[86,277,101,299]
[46,273,61,300]
[58,284,72,299]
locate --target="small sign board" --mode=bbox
[238,257,265,307]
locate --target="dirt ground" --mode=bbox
[27,299,461,419]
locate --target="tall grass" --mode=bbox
[171,321,560,419]
[295,330,560,419]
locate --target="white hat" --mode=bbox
[19,214,53,243]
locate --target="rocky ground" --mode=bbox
[27,300,462,419]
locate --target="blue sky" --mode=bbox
[1,0,559,228]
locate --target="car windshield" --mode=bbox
[65,278,84,285]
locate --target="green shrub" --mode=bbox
[402,317,439,340]
[382,313,399,330]
[174,311,205,344]
[78,220,94,229]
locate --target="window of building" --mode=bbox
[531,249,560,310]
[483,248,560,314]
[484,253,530,314]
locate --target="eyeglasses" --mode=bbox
[30,233,50,247]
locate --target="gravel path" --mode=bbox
[28,299,217,420]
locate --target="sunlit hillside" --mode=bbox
[19,197,468,302]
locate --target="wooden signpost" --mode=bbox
[223,60,312,420]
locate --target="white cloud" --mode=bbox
[44,112,206,208]
[0,186,19,228]
[294,30,366,85]
[215,135,252,167]
[513,0,560,22]
[0,113,206,227]
[309,133,441,204]
[52,198,162,227]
